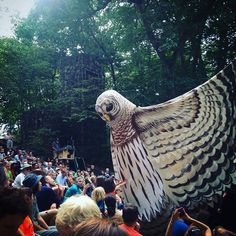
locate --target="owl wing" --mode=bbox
[132,60,236,207]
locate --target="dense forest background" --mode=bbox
[0,0,235,168]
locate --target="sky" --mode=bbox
[0,0,35,37]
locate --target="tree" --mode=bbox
[0,38,58,148]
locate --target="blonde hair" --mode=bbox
[91,187,106,202]
[56,195,101,236]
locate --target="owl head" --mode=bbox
[95,90,136,125]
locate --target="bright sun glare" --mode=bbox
[0,0,35,37]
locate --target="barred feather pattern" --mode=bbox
[111,132,165,221]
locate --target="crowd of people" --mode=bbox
[0,143,236,236]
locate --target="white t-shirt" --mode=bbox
[12,172,25,188]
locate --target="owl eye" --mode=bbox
[106,103,113,112]
[97,112,103,117]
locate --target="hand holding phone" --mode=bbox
[85,178,91,184]
[178,208,185,217]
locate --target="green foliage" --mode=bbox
[0,38,57,124]
[24,128,53,156]
[0,0,235,164]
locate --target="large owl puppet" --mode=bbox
[95,60,236,235]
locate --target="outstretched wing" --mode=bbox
[132,60,236,207]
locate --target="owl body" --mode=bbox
[104,94,166,220]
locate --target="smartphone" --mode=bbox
[85,178,91,184]
[178,208,185,216]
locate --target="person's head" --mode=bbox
[33,162,39,170]
[48,162,52,168]
[104,195,117,217]
[21,187,34,207]
[84,171,89,177]
[55,195,101,236]
[213,226,230,236]
[0,146,4,153]
[186,226,204,236]
[92,187,106,202]
[61,167,67,176]
[172,219,189,236]
[4,161,11,170]
[22,173,43,194]
[0,187,30,235]
[74,217,128,236]
[96,175,105,188]
[45,175,56,186]
[48,171,57,180]
[20,162,31,174]
[75,176,84,187]
[122,203,139,226]
[103,176,116,193]
[0,164,9,187]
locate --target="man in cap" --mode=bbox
[23,173,59,236]
[12,162,31,188]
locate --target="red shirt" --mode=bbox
[18,216,35,236]
[120,224,143,236]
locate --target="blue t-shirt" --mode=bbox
[64,184,82,201]
[172,219,189,236]
[36,186,61,211]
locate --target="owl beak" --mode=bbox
[103,113,111,122]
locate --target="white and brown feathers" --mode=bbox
[95,60,236,232]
